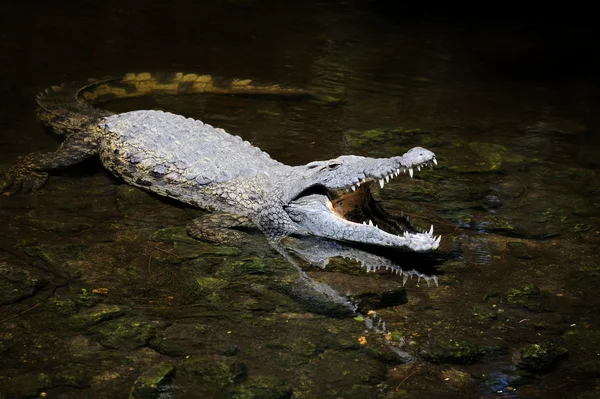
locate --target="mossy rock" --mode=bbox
[512,342,568,372]
[91,316,165,350]
[45,297,77,316]
[176,357,248,396]
[130,362,175,399]
[0,262,48,305]
[503,284,555,312]
[472,305,498,322]
[421,339,485,364]
[68,304,125,329]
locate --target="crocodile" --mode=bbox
[1,72,440,251]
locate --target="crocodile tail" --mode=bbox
[36,80,114,136]
[36,72,309,136]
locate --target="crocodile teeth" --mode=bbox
[436,235,441,244]
[379,178,385,189]
[385,175,390,183]
[433,157,438,165]
[409,168,414,178]
[417,165,421,171]
[396,168,400,175]
[429,224,434,235]
[351,185,356,191]
[368,220,374,226]
[357,181,361,187]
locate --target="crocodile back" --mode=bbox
[100,110,283,187]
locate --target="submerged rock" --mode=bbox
[506,241,537,259]
[149,323,208,357]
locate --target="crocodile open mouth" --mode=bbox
[326,157,437,237]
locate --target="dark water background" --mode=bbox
[1,1,600,398]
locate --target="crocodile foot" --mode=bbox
[0,156,49,195]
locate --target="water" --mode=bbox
[1,1,600,398]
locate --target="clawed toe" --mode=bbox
[0,168,48,196]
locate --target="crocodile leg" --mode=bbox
[187,213,255,244]
[1,133,99,195]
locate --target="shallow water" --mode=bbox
[1,1,600,398]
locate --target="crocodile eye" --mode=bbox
[327,160,342,170]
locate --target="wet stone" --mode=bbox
[149,323,208,356]
[421,339,490,365]
[68,304,125,329]
[21,244,88,278]
[512,342,568,372]
[226,376,292,399]
[0,371,55,398]
[506,241,537,259]
[130,362,175,399]
[0,261,48,305]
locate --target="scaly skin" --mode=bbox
[1,72,440,251]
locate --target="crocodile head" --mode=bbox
[284,147,440,251]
